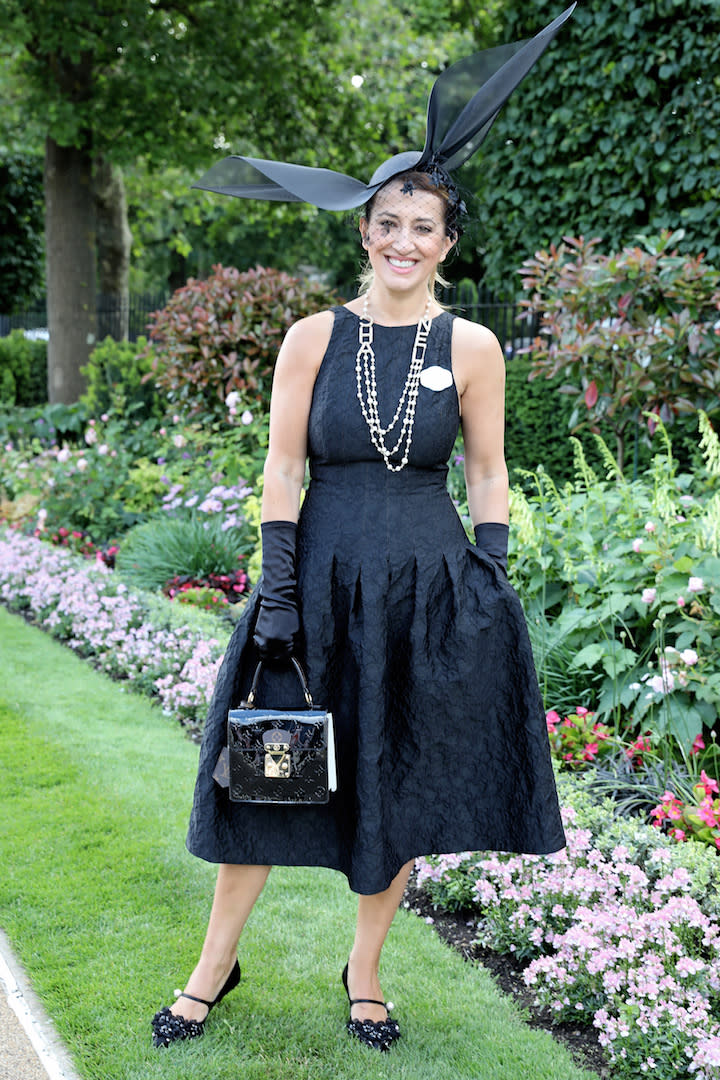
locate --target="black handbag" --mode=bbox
[214,657,336,805]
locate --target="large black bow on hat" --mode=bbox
[193,4,576,211]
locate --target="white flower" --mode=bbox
[643,673,672,694]
[687,576,704,593]
[641,587,656,604]
[241,410,254,425]
[77,457,88,471]
[84,427,98,445]
[644,521,656,533]
[632,538,642,552]
[97,443,109,456]
[56,447,71,463]
[225,391,240,409]
[173,433,186,449]
[681,649,698,666]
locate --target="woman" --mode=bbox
[152,6,574,1053]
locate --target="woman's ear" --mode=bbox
[441,234,457,261]
[359,217,369,248]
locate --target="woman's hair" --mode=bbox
[357,166,465,299]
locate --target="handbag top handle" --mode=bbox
[244,657,314,709]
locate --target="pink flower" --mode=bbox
[700,770,719,795]
[632,538,643,552]
[56,447,71,463]
[677,596,685,608]
[641,587,656,604]
[691,734,706,755]
[576,706,589,717]
[688,577,704,593]
[546,710,561,731]
[100,412,109,422]
[644,521,656,533]
[582,742,599,760]
[682,649,698,666]
[697,799,719,829]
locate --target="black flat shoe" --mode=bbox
[342,962,400,1052]
[151,959,241,1048]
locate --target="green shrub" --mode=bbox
[80,335,164,422]
[0,329,47,406]
[116,515,248,591]
[454,277,478,318]
[505,354,705,489]
[508,414,720,746]
[0,401,88,449]
[143,264,339,421]
[519,231,720,471]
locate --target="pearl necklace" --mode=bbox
[355,292,432,472]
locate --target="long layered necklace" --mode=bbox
[355,292,432,473]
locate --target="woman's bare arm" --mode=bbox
[261,311,334,522]
[452,318,509,527]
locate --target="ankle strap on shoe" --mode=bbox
[177,991,213,1007]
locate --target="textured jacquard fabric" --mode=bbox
[186,306,565,894]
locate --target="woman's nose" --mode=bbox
[391,228,414,252]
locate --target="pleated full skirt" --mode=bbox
[186,462,564,894]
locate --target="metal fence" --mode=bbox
[1,285,534,354]
[0,291,168,343]
[439,283,535,357]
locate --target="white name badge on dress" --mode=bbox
[419,366,454,391]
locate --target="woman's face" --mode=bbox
[360,180,454,293]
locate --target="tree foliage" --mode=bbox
[473,0,720,291]
[0,150,44,311]
[124,0,488,294]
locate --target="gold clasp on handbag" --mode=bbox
[263,730,291,778]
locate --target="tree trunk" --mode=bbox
[94,157,131,340]
[44,136,97,404]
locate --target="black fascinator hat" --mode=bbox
[193,4,576,212]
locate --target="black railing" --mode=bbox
[439,283,536,357]
[0,291,168,343]
[1,285,536,355]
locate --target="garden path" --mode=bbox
[0,928,80,1080]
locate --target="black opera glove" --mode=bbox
[473,522,509,575]
[253,521,300,661]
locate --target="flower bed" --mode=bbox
[416,776,720,1080]
[0,527,230,727]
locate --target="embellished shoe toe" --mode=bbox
[346,1014,401,1052]
[151,1007,206,1048]
[342,963,401,1052]
[151,958,241,1048]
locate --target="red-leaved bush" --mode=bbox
[144,265,339,419]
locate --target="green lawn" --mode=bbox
[0,605,596,1080]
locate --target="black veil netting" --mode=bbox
[192,5,576,212]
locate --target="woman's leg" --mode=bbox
[170,863,271,1022]
[345,858,413,1023]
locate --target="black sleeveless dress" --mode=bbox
[186,306,564,894]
